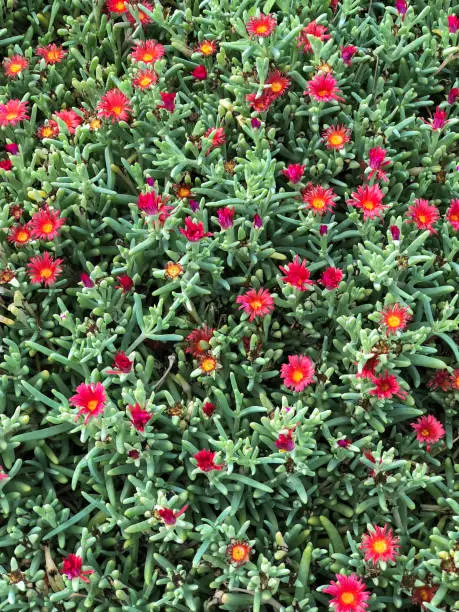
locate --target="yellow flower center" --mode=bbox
[16,231,29,242]
[140,76,152,87]
[201,357,216,373]
[417,214,427,223]
[90,119,101,130]
[166,263,182,279]
[115,0,125,9]
[271,81,282,93]
[362,200,375,210]
[249,299,262,310]
[42,127,53,137]
[255,24,268,34]
[40,267,53,279]
[47,50,60,62]
[291,369,304,383]
[421,428,430,437]
[9,63,22,74]
[373,539,388,554]
[386,314,401,328]
[42,222,53,234]
[329,133,344,146]
[112,106,122,115]
[318,89,328,97]
[200,43,213,55]
[87,399,99,411]
[340,592,355,605]
[142,53,154,61]
[178,187,191,197]
[6,112,18,121]
[311,197,325,209]
[231,545,248,561]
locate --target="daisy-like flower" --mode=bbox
[347,184,387,220]
[3,55,29,78]
[193,449,223,471]
[302,183,337,215]
[412,585,437,609]
[132,68,158,89]
[137,191,172,221]
[30,205,65,240]
[369,372,407,400]
[217,206,235,229]
[54,110,82,134]
[0,100,29,127]
[97,89,132,122]
[191,65,207,80]
[341,45,358,66]
[175,183,192,199]
[320,267,343,290]
[407,199,439,234]
[164,261,184,280]
[157,504,188,526]
[297,21,330,53]
[0,268,15,284]
[236,288,274,322]
[106,0,127,12]
[322,124,351,150]
[62,554,94,582]
[422,106,448,130]
[447,87,459,104]
[38,119,59,139]
[9,204,23,219]
[279,256,314,291]
[448,15,459,33]
[36,43,66,64]
[129,403,152,431]
[379,303,411,335]
[126,1,154,26]
[158,92,176,112]
[116,274,134,293]
[27,252,63,286]
[448,199,459,231]
[360,525,400,565]
[202,401,216,417]
[367,147,390,182]
[246,91,274,112]
[199,355,218,375]
[282,163,305,183]
[427,370,452,391]
[356,356,380,380]
[280,355,315,392]
[246,14,277,38]
[226,540,251,566]
[185,325,213,357]
[323,573,370,612]
[411,415,445,452]
[275,428,296,452]
[194,39,217,55]
[266,70,290,98]
[69,382,107,424]
[203,127,226,154]
[179,217,212,241]
[8,224,32,247]
[130,40,165,64]
[304,73,344,103]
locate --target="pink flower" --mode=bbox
[217,206,235,229]
[129,403,152,431]
[356,356,380,380]
[112,350,133,373]
[359,525,400,565]
[97,88,132,122]
[368,147,390,182]
[62,554,94,582]
[369,372,408,400]
[158,92,176,112]
[320,224,328,235]
[280,355,315,392]
[192,65,207,80]
[275,428,296,452]
[323,573,370,612]
[194,449,223,471]
[236,288,274,321]
[157,504,188,525]
[0,466,8,481]
[282,163,305,183]
[80,272,94,288]
[390,225,400,240]
[69,382,107,424]
[395,0,408,17]
[251,118,261,128]
[253,213,263,228]
[407,199,439,234]
[304,73,344,103]
[447,87,459,104]
[447,15,459,33]
[411,415,445,451]
[320,267,343,290]
[341,45,358,66]
[137,191,173,221]
[348,184,387,220]
[204,127,226,154]
[446,198,459,231]
[297,21,330,54]
[179,217,213,241]
[5,143,19,155]
[422,107,448,130]
[279,256,314,291]
[428,370,453,391]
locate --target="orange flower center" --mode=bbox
[231,545,248,561]
[271,81,282,93]
[450,213,458,221]
[419,589,430,601]
[201,357,216,373]
[41,126,54,137]
[417,214,427,223]
[421,428,430,437]
[111,106,123,115]
[142,52,154,61]
[311,197,325,209]
[16,230,29,242]
[9,63,22,73]
[255,24,268,34]
[386,314,401,328]
[90,119,101,130]
[291,369,304,383]
[362,200,375,210]
[87,399,99,411]
[178,187,191,197]
[47,50,60,62]
[340,592,356,605]
[41,221,54,234]
[166,263,182,278]
[329,133,344,146]
[249,299,262,310]
[115,0,125,9]
[140,76,152,87]
[6,111,18,121]
[40,267,53,279]
[318,89,329,97]
[200,43,213,55]
[373,539,388,554]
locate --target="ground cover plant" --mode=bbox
[0,0,458,610]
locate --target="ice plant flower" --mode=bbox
[322,125,351,150]
[297,21,330,53]
[195,40,217,55]
[379,303,411,335]
[106,0,127,13]
[246,91,274,112]
[5,143,19,155]
[236,288,274,322]
[70,382,107,424]
[341,45,358,66]
[281,355,315,392]
[180,217,212,241]
[395,0,408,18]
[253,213,263,228]
[282,163,305,183]
[304,73,344,103]
[302,183,337,215]
[27,252,63,286]
[116,274,134,293]
[348,184,387,220]
[411,415,445,451]
[132,69,158,89]
[323,573,370,612]
[36,44,66,64]
[131,40,165,63]
[0,159,12,171]
[129,403,152,431]
[185,325,213,357]
[360,525,400,565]
[422,106,448,130]
[202,402,216,417]
[251,118,261,128]
[30,205,65,241]
[447,15,459,33]
[157,504,188,526]
[275,428,296,452]
[126,1,154,26]
[191,64,207,80]
[137,191,172,220]
[279,256,314,291]
[80,272,94,288]
[320,267,343,290]
[0,466,8,481]
[447,87,459,104]
[246,14,277,38]
[356,356,380,380]
[62,554,94,582]
[427,370,452,391]
[217,206,235,229]
[158,92,176,112]
[8,224,32,247]
[164,261,184,279]
[194,449,223,471]
[175,183,192,199]
[407,199,439,234]
[412,585,437,609]
[38,119,59,139]
[199,355,218,375]
[204,127,226,153]
[446,198,459,230]
[54,110,82,134]
[369,372,408,400]
[390,225,401,240]
[97,89,132,122]
[112,350,133,373]
[320,224,328,235]
[266,70,290,98]
[367,147,390,182]
[3,55,29,78]
[0,99,29,126]
[226,540,251,565]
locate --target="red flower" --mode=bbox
[36,44,66,64]
[80,273,94,288]
[217,206,235,229]
[202,402,216,417]
[158,92,176,112]
[106,0,127,12]
[391,224,401,241]
[226,540,251,565]
[297,21,330,53]
[116,274,134,293]
[27,252,63,286]
[322,124,351,150]
[301,183,337,215]
[137,191,172,221]
[0,100,29,127]
[337,438,351,448]
[266,70,290,97]
[129,403,152,431]
[407,199,439,234]
[253,213,263,228]
[246,14,277,38]
[447,87,459,104]
[126,1,154,25]
[395,0,408,17]
[3,55,28,78]
[192,65,207,80]
[448,15,459,33]
[30,205,65,240]
[379,303,411,335]
[5,143,19,155]
[369,372,407,400]
[320,266,343,290]
[97,89,132,122]
[412,585,437,609]
[282,163,305,183]
[131,40,165,64]
[112,350,133,373]
[70,382,107,424]
[157,504,188,525]
[7,224,31,248]
[186,325,213,357]
[360,525,400,565]
[356,356,380,380]
[0,466,8,481]
[367,147,390,182]
[38,120,59,139]
[62,554,94,582]
[279,256,314,291]
[422,106,448,130]
[204,127,226,154]
[236,288,274,322]
[323,573,370,612]
[363,449,385,480]
[195,40,217,56]
[280,355,315,392]
[304,73,344,103]
[341,45,358,66]
[179,217,212,241]
[446,198,459,231]
[411,415,445,452]
[194,449,223,471]
[0,159,13,171]
[347,184,387,220]
[54,110,82,134]
[132,69,158,89]
[275,428,296,452]
[427,370,453,391]
[246,91,274,112]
